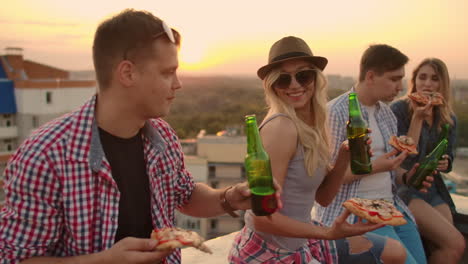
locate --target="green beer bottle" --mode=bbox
[408,138,448,190]
[244,114,277,216]
[438,123,450,142]
[347,92,372,174]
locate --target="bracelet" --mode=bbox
[220,186,239,218]
[402,172,408,185]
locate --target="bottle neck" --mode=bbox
[428,138,448,160]
[246,119,264,154]
[349,92,364,120]
[440,124,450,141]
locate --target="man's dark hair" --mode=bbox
[358,44,409,81]
[92,9,181,89]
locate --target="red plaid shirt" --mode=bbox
[229,226,337,264]
[0,96,194,264]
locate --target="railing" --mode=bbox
[0,126,18,139]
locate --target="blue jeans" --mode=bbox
[366,205,427,264]
[335,232,387,264]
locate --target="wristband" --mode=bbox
[220,186,239,218]
[402,172,409,185]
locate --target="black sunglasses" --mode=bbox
[273,69,316,90]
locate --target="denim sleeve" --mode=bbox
[443,115,457,173]
[390,99,410,136]
[390,100,416,170]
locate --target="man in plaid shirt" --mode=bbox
[315,44,433,264]
[0,9,256,264]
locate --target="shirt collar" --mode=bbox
[66,95,167,172]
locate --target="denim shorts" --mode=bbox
[409,183,446,207]
[364,205,427,264]
[335,232,387,264]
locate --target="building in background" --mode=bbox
[0,47,96,206]
[178,134,247,239]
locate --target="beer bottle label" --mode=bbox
[261,194,277,213]
[247,160,269,177]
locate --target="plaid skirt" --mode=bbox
[228,224,338,264]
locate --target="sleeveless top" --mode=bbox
[244,113,327,251]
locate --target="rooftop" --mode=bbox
[181,192,468,263]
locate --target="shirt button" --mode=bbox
[111,216,116,222]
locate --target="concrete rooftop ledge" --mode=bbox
[182,231,237,264]
[181,193,468,263]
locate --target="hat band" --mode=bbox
[271,52,311,63]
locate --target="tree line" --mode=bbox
[164,75,468,147]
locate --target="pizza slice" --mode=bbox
[343,198,407,226]
[389,135,418,155]
[408,91,444,106]
[426,92,444,105]
[408,92,429,105]
[151,227,212,254]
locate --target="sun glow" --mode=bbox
[178,38,265,74]
[179,45,209,71]
[1,0,467,77]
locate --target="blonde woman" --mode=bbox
[228,36,407,264]
[390,58,465,264]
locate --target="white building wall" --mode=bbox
[175,156,209,238]
[184,156,208,182]
[215,165,242,179]
[14,87,95,143]
[15,87,96,115]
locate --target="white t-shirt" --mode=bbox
[357,105,393,201]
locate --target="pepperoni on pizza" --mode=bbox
[343,198,407,226]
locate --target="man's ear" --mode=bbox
[365,70,375,84]
[116,60,136,87]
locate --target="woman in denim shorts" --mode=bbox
[390,58,465,264]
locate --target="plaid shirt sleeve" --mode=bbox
[173,144,195,209]
[328,98,348,164]
[152,119,195,210]
[0,146,62,263]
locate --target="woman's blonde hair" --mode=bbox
[263,64,330,177]
[407,58,454,128]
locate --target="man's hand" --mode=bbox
[226,181,283,211]
[372,149,408,173]
[325,209,384,240]
[100,237,173,264]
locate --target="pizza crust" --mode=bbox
[343,198,407,226]
[409,92,444,106]
[389,135,418,155]
[151,227,212,254]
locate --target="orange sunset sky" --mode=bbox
[1,0,467,78]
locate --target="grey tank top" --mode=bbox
[244,113,327,251]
